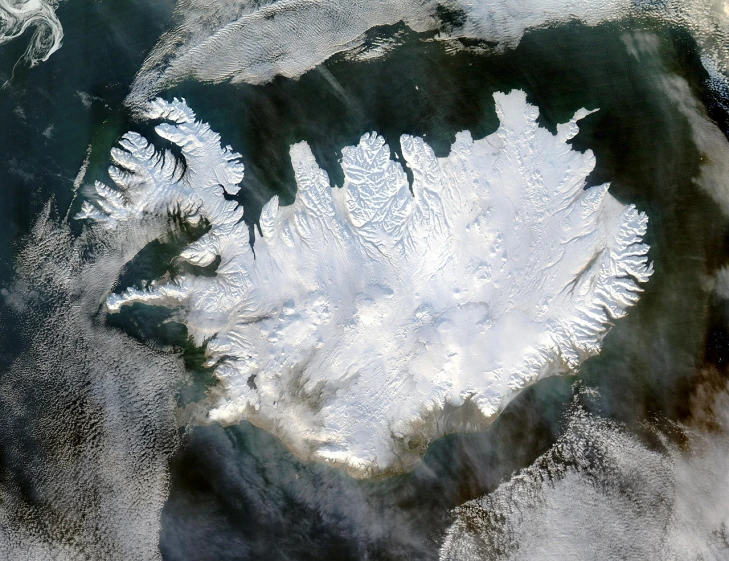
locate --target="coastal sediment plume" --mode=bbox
[78,90,652,476]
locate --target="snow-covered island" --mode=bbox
[78,91,652,477]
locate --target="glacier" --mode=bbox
[78,90,652,476]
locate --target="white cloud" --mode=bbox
[126,0,729,115]
[0,206,184,560]
[440,390,729,561]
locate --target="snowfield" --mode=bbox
[78,90,652,476]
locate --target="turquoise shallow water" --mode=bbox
[1,7,729,560]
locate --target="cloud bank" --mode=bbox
[440,390,729,561]
[0,209,184,560]
[126,0,729,114]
